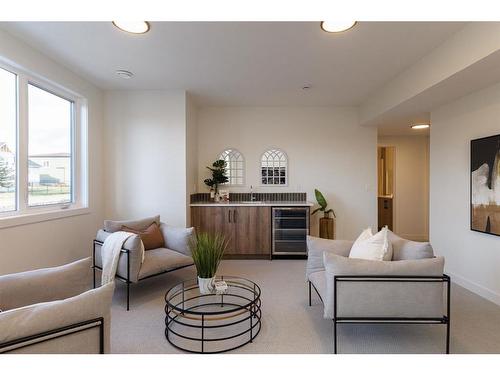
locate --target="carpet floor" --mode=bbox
[110,259,500,354]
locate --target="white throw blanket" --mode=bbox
[101,231,137,284]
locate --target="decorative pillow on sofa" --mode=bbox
[349,226,393,261]
[104,215,160,233]
[387,230,434,260]
[122,222,165,250]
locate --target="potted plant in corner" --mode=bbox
[204,159,229,202]
[312,189,336,239]
[189,232,228,294]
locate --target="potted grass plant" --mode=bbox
[312,189,336,239]
[189,232,229,294]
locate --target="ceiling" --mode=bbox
[0,22,466,108]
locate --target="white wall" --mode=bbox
[431,81,500,305]
[0,29,105,275]
[104,90,189,228]
[186,94,198,226]
[378,135,429,241]
[197,106,377,239]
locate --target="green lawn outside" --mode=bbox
[0,186,71,211]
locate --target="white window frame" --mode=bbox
[260,148,288,186]
[218,148,245,187]
[0,59,89,228]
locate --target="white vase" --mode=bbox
[198,276,215,294]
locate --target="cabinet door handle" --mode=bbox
[234,209,237,223]
[229,210,232,223]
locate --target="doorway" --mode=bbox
[378,146,395,231]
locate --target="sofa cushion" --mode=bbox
[387,230,434,260]
[122,222,165,250]
[104,215,160,233]
[159,224,195,256]
[0,258,92,311]
[305,236,353,279]
[326,252,444,276]
[349,226,393,261]
[138,248,194,279]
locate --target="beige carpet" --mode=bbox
[110,259,500,354]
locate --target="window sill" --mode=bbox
[0,206,90,229]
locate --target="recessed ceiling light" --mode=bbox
[116,70,134,79]
[411,124,430,130]
[320,21,357,33]
[112,21,150,34]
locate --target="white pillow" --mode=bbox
[353,227,373,244]
[349,226,393,261]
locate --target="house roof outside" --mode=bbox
[28,160,42,168]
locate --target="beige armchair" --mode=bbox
[0,258,114,354]
[93,215,195,310]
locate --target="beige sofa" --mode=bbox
[0,258,113,354]
[306,234,450,354]
[93,215,195,310]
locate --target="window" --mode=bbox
[261,148,288,185]
[0,67,17,213]
[219,148,244,186]
[0,60,86,222]
[28,84,73,206]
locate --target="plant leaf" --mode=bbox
[189,231,228,278]
[311,207,321,215]
[314,189,328,210]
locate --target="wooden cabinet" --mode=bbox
[190,206,236,253]
[190,206,271,258]
[234,206,271,256]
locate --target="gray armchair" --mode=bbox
[93,215,195,310]
[306,235,450,354]
[0,258,113,354]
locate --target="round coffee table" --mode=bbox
[164,276,262,353]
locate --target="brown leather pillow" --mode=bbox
[122,222,165,250]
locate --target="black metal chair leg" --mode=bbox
[308,281,312,306]
[446,320,450,354]
[126,249,130,311]
[126,282,130,311]
[333,319,337,354]
[446,276,451,354]
[92,241,96,289]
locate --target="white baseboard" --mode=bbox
[446,270,500,306]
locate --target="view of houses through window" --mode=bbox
[0,66,74,213]
[28,84,73,206]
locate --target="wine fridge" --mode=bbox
[272,207,310,257]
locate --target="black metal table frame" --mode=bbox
[308,274,451,354]
[165,277,262,354]
[93,239,194,311]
